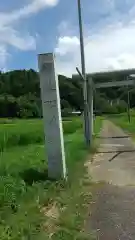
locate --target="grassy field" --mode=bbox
[0,118,83,152]
[109,111,135,137]
[0,117,102,239]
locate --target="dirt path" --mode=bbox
[86,120,135,239]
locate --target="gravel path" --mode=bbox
[86,120,135,239]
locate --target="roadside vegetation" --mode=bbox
[109,111,135,137]
[0,117,102,239]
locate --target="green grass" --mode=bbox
[0,117,102,239]
[94,116,103,136]
[0,118,82,152]
[109,111,135,136]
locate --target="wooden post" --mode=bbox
[38,53,67,179]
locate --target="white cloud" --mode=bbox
[55,21,135,77]
[0,45,8,70]
[0,26,36,51]
[0,0,59,70]
[55,36,80,56]
[0,0,58,25]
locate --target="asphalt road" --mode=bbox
[86,120,135,240]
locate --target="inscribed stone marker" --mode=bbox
[38,53,67,179]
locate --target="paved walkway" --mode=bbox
[86,120,135,240]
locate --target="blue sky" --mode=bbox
[1,0,135,76]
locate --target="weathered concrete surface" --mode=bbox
[86,120,135,239]
[38,53,66,179]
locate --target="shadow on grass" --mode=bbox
[20,168,56,185]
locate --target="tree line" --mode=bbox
[0,69,134,118]
[0,70,84,118]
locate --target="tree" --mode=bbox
[0,69,132,118]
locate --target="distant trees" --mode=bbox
[0,70,83,118]
[0,69,133,118]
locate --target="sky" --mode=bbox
[1,0,135,76]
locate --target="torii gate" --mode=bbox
[73,68,135,146]
[38,53,135,180]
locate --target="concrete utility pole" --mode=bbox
[127,88,131,123]
[88,77,93,138]
[77,0,91,146]
[38,53,67,180]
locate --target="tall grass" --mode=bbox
[0,117,102,239]
[0,118,82,152]
[110,112,135,134]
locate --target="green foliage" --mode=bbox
[0,69,133,118]
[59,75,83,113]
[61,108,72,118]
[94,91,128,114]
[0,117,102,239]
[0,71,84,118]
[94,94,118,114]
[0,118,83,152]
[110,111,135,134]
[0,145,47,240]
[0,120,44,152]
[116,100,127,113]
